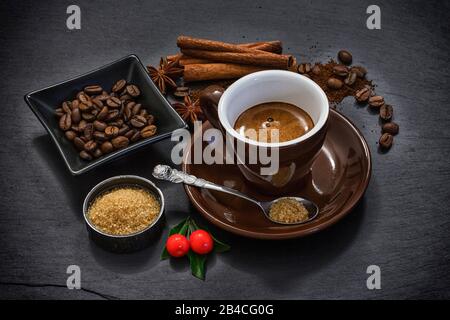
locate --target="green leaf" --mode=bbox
[161,217,190,260]
[188,251,207,280]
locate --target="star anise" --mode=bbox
[172,95,204,126]
[147,57,184,94]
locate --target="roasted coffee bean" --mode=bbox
[368,95,385,108]
[72,99,80,109]
[80,136,88,142]
[84,123,94,140]
[327,78,343,89]
[141,125,157,138]
[77,92,90,104]
[97,106,109,120]
[74,137,85,151]
[111,136,129,149]
[382,122,399,135]
[338,50,352,65]
[106,97,121,108]
[115,119,124,127]
[65,130,77,141]
[124,102,134,121]
[100,141,114,154]
[93,131,107,141]
[84,140,97,152]
[146,114,155,125]
[311,64,321,75]
[59,113,72,131]
[130,115,147,128]
[71,125,80,133]
[105,126,119,138]
[62,101,72,113]
[380,104,393,121]
[379,133,393,149]
[112,79,127,93]
[120,94,133,101]
[130,130,141,142]
[297,63,311,74]
[78,120,87,131]
[355,87,371,103]
[79,103,91,112]
[92,148,103,158]
[174,87,190,98]
[84,85,103,95]
[126,84,140,97]
[106,110,120,122]
[71,107,81,123]
[55,108,64,117]
[91,108,99,117]
[344,72,357,86]
[79,150,92,161]
[93,120,107,131]
[118,124,130,136]
[97,91,110,101]
[132,103,142,115]
[81,112,96,121]
[92,97,103,109]
[139,109,149,118]
[351,66,367,78]
[332,65,349,77]
[125,129,136,139]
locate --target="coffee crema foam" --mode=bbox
[233,102,314,143]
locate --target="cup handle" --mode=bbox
[199,85,225,131]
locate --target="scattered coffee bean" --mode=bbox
[81,112,96,121]
[111,136,129,149]
[62,101,72,113]
[105,126,119,138]
[77,92,90,104]
[55,108,64,117]
[73,137,85,151]
[71,107,81,123]
[84,85,103,95]
[141,125,157,138]
[84,140,97,152]
[338,50,352,65]
[351,66,367,78]
[92,148,103,158]
[344,72,357,86]
[97,92,110,101]
[59,113,72,131]
[332,65,349,77]
[118,125,130,136]
[380,104,393,121]
[132,103,142,115]
[97,106,109,120]
[355,87,371,103]
[84,123,94,140]
[65,130,77,141]
[382,122,399,135]
[93,120,107,131]
[297,63,311,74]
[130,115,147,128]
[93,131,107,141]
[106,97,121,108]
[112,79,127,93]
[126,84,140,97]
[92,97,103,108]
[327,78,343,89]
[100,141,114,154]
[368,95,385,108]
[125,129,136,139]
[130,131,141,142]
[379,133,393,149]
[106,110,120,122]
[174,86,190,98]
[79,150,92,160]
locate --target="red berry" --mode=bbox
[166,234,190,257]
[189,230,214,255]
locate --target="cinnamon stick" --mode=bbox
[178,35,265,53]
[181,49,294,69]
[183,63,269,82]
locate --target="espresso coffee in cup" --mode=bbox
[233,102,314,143]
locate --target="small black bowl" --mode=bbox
[25,54,187,175]
[83,175,165,253]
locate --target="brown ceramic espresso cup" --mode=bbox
[200,70,329,195]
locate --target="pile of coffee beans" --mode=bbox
[55,80,157,161]
[297,50,399,150]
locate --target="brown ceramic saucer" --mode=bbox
[182,109,371,239]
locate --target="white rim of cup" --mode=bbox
[218,70,329,148]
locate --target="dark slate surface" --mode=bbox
[0,0,449,299]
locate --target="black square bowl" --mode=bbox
[25,54,187,175]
